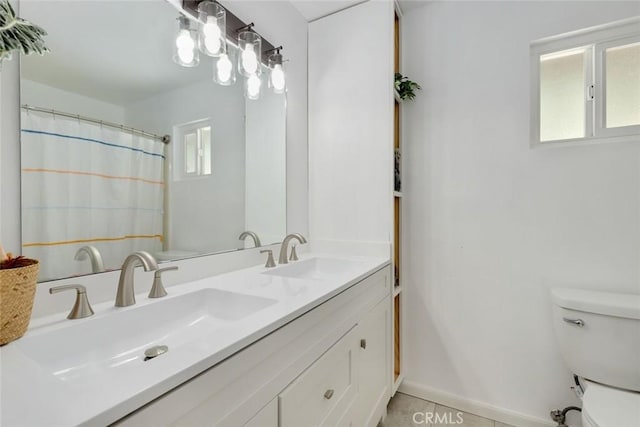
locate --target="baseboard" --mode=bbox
[399,380,556,427]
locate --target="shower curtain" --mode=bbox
[21,111,165,281]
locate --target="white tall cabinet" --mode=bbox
[308,0,403,395]
[308,1,394,244]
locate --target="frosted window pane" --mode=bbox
[606,42,640,128]
[540,50,586,141]
[184,133,197,174]
[201,126,212,175]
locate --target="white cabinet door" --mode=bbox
[355,297,391,427]
[244,399,277,427]
[308,0,395,244]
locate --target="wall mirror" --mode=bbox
[19,0,287,282]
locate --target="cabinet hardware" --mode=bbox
[324,389,334,400]
[360,339,367,349]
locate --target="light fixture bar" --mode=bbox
[182,0,278,64]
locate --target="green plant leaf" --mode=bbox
[0,0,49,59]
[394,72,421,101]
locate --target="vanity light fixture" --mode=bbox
[267,46,286,94]
[237,25,261,77]
[213,45,236,86]
[173,15,199,67]
[197,1,225,57]
[173,2,287,95]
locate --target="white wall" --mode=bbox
[245,89,287,246]
[401,2,640,425]
[125,79,246,254]
[21,79,126,123]
[308,0,394,246]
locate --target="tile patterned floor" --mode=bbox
[379,392,514,427]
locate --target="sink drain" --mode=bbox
[144,345,168,361]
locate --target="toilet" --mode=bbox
[551,288,640,427]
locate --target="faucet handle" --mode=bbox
[289,244,299,262]
[149,266,177,299]
[49,284,95,320]
[260,249,276,268]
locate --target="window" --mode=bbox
[174,119,212,179]
[531,17,639,146]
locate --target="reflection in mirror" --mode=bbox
[19,0,287,282]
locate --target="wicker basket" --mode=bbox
[0,260,39,345]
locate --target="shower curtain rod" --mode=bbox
[21,104,171,144]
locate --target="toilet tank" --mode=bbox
[551,288,640,392]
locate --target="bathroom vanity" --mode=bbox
[1,255,392,426]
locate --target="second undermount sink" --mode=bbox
[263,257,368,281]
[14,289,276,382]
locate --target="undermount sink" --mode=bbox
[14,289,276,382]
[263,257,368,281]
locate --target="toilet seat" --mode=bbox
[582,380,640,427]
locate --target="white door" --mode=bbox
[355,297,391,426]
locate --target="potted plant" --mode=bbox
[0,0,49,63]
[0,245,39,345]
[394,72,421,101]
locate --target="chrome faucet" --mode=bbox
[278,233,307,264]
[239,231,262,248]
[115,251,158,307]
[74,245,105,273]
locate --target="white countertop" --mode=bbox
[0,254,389,427]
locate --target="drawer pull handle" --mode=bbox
[563,317,585,327]
[324,389,335,400]
[360,339,367,349]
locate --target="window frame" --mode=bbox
[173,118,213,181]
[530,17,640,147]
[595,35,640,139]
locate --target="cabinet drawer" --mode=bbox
[279,326,359,427]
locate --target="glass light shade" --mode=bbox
[268,51,285,94]
[213,47,236,86]
[198,1,226,57]
[173,16,199,67]
[238,31,262,77]
[245,73,262,100]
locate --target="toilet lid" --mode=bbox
[583,381,640,427]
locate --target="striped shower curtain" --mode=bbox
[21,111,165,281]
